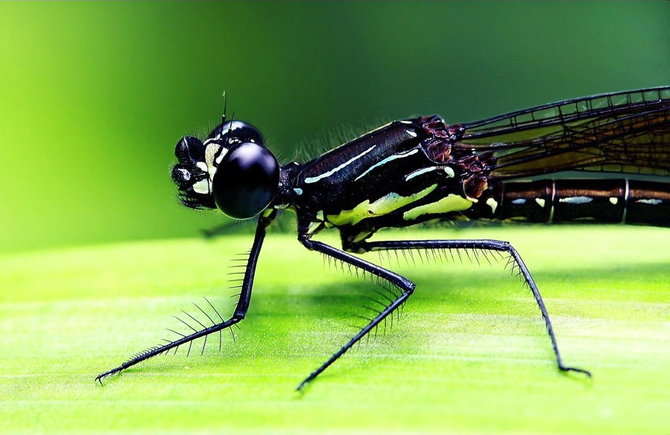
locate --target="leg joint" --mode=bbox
[298,234,314,250]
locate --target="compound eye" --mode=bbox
[212,142,279,219]
[174,136,205,163]
[208,120,264,145]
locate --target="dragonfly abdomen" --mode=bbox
[477,179,670,227]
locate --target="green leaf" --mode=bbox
[1,226,668,434]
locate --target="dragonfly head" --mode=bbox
[171,120,280,219]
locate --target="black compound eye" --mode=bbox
[212,142,279,219]
[208,120,264,145]
[174,136,205,163]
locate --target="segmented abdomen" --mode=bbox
[474,179,670,227]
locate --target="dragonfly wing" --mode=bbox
[458,87,670,179]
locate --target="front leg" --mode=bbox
[354,237,591,378]
[297,234,416,391]
[95,213,273,384]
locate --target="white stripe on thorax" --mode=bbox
[404,166,443,181]
[354,148,419,182]
[304,145,377,184]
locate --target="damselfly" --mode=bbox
[97,86,670,389]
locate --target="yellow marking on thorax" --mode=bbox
[326,184,437,226]
[403,194,473,221]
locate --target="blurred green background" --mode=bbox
[0,1,668,254]
[1,3,669,434]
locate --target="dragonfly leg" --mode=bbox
[297,236,415,391]
[95,215,272,384]
[356,238,591,378]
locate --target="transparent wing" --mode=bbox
[459,86,670,179]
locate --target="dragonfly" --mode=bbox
[97,86,670,390]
